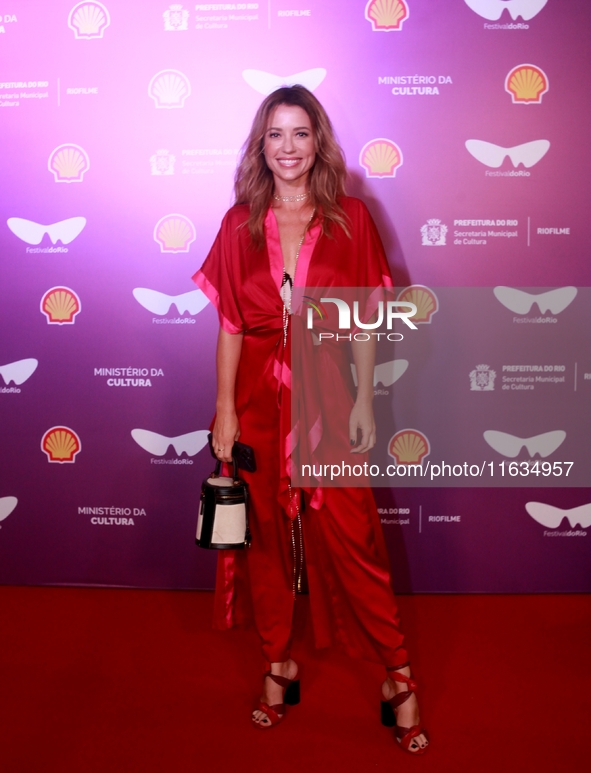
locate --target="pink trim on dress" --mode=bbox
[265,209,284,293]
[310,487,324,510]
[193,269,243,335]
[264,208,322,298]
[273,358,291,390]
[285,421,300,467]
[307,412,323,455]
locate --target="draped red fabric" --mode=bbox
[192,197,408,666]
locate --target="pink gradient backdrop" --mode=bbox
[0,0,589,592]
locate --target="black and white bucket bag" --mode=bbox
[196,459,251,549]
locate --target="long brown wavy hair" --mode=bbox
[234,85,350,248]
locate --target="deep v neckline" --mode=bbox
[265,208,321,299]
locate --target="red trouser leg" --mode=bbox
[245,490,296,663]
[215,484,409,667]
[214,353,297,663]
[213,483,296,663]
[303,486,409,667]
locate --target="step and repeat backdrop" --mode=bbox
[1,0,590,592]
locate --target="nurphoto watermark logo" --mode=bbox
[301,290,417,343]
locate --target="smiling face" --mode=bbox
[263,104,316,191]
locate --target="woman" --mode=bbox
[193,86,428,754]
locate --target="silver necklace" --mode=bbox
[273,191,310,203]
[280,210,314,595]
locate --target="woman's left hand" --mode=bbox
[349,399,376,454]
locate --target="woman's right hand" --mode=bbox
[212,410,240,463]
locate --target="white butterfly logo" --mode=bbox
[0,359,39,386]
[525,502,591,529]
[483,430,566,459]
[351,359,409,388]
[7,217,86,245]
[464,0,548,21]
[493,287,577,315]
[131,429,209,457]
[465,139,550,168]
[0,496,18,523]
[132,288,209,316]
[242,68,327,95]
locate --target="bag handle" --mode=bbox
[213,456,240,482]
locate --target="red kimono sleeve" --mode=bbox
[192,211,245,335]
[351,198,394,289]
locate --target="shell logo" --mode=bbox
[505,64,549,104]
[397,285,438,324]
[148,70,191,109]
[41,427,81,463]
[68,2,110,39]
[40,287,81,325]
[154,214,196,253]
[365,0,409,31]
[48,144,90,183]
[359,139,403,178]
[388,430,430,465]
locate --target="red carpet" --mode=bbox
[0,587,589,773]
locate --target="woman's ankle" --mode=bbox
[268,658,297,678]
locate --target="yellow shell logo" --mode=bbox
[40,287,81,324]
[48,144,90,183]
[68,2,110,39]
[397,285,438,324]
[365,0,409,31]
[148,70,191,109]
[388,429,430,465]
[154,214,196,253]
[505,64,549,104]
[41,426,81,463]
[359,139,403,178]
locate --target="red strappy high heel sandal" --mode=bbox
[252,670,300,729]
[381,663,429,755]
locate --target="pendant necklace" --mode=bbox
[281,208,316,346]
[279,208,315,595]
